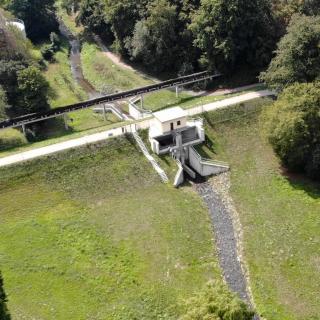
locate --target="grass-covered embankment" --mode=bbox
[0,136,221,319]
[202,99,320,320]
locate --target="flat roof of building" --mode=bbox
[153,107,187,123]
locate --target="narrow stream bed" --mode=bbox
[58,19,100,99]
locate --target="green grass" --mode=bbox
[0,136,221,319]
[0,128,27,151]
[202,99,320,320]
[45,38,87,108]
[81,43,152,93]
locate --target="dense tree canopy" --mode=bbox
[263,82,320,180]
[190,0,276,72]
[0,272,11,320]
[7,0,58,41]
[104,0,147,54]
[72,0,283,75]
[15,66,50,116]
[77,0,110,36]
[261,14,320,91]
[0,86,7,120]
[180,281,254,320]
[129,0,180,72]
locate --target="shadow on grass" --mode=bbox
[281,167,320,199]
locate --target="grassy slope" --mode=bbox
[202,100,320,320]
[0,137,221,320]
[80,43,237,112]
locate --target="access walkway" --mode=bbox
[0,90,275,168]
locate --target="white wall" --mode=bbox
[155,116,187,134]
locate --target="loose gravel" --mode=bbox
[195,178,250,302]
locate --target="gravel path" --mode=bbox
[195,181,250,302]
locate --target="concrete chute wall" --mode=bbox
[189,146,229,176]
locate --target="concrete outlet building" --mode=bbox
[149,107,229,186]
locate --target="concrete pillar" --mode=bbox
[103,104,107,121]
[22,124,26,136]
[176,86,179,98]
[63,114,69,130]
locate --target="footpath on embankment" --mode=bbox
[0,90,274,168]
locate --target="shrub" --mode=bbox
[260,14,320,91]
[179,281,254,320]
[41,44,55,61]
[0,85,7,120]
[0,272,11,320]
[263,82,320,179]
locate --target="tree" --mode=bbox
[271,0,320,27]
[179,281,254,320]
[0,86,7,120]
[104,0,147,54]
[13,66,50,117]
[0,272,11,320]
[263,82,320,180]
[189,0,276,72]
[260,15,320,91]
[0,58,27,106]
[129,0,180,72]
[77,0,111,38]
[61,0,80,15]
[8,0,58,41]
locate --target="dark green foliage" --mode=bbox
[129,0,180,72]
[0,58,27,106]
[76,0,111,37]
[0,272,11,320]
[41,44,55,61]
[41,32,61,61]
[306,145,320,180]
[7,0,58,41]
[15,66,50,116]
[263,82,320,180]
[190,0,276,72]
[104,0,147,54]
[179,281,254,319]
[261,15,320,91]
[61,0,80,15]
[0,86,7,120]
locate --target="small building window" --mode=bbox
[177,120,181,126]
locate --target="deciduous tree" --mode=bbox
[263,82,320,180]
[190,0,276,72]
[261,14,320,91]
[129,0,179,72]
[0,272,11,320]
[8,0,58,41]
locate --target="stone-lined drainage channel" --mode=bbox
[194,175,259,318]
[58,19,99,99]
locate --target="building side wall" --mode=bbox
[155,116,187,134]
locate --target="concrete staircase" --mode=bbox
[131,129,169,183]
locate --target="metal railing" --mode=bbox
[0,71,221,130]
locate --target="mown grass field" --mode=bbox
[0,136,221,320]
[202,99,320,320]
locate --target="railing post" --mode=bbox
[140,95,144,109]
[63,114,69,130]
[103,104,107,121]
[176,86,179,98]
[22,124,26,136]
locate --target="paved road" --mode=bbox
[0,90,274,168]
